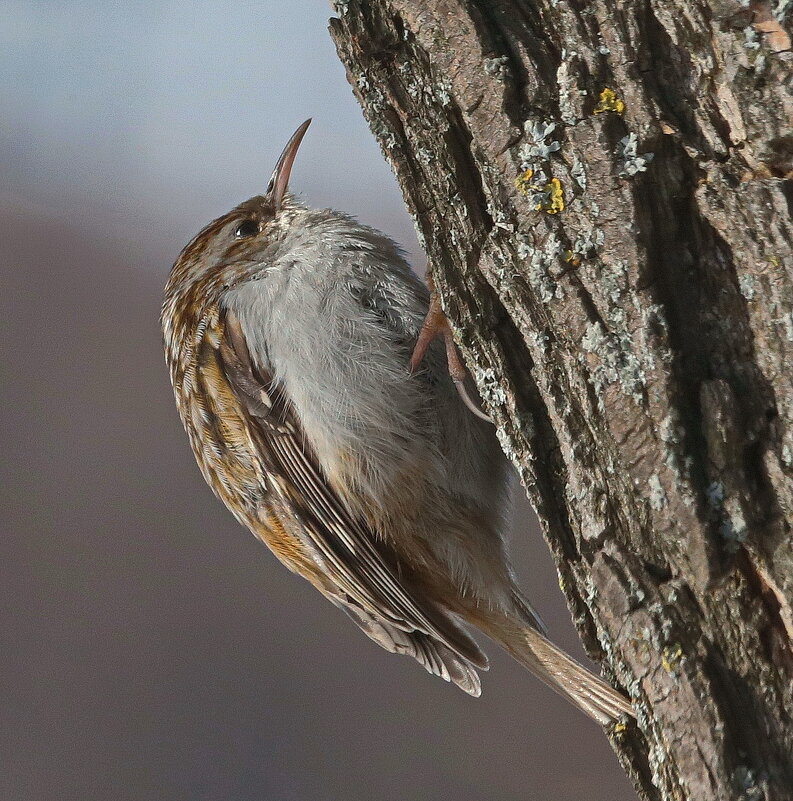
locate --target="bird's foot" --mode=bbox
[409,284,492,424]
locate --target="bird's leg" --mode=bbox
[408,281,446,375]
[409,278,492,424]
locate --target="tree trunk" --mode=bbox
[329,1,793,799]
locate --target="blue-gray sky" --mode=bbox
[1,0,418,257]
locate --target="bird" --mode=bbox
[161,119,634,725]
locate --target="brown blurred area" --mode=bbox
[0,3,634,798]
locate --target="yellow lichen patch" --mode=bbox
[662,643,683,673]
[516,170,565,214]
[514,168,535,195]
[594,87,625,115]
[538,178,565,214]
[613,721,627,734]
[564,249,581,267]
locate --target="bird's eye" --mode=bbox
[235,219,260,238]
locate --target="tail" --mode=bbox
[477,612,634,726]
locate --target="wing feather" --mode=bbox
[340,603,483,696]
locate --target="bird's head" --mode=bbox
[163,119,312,315]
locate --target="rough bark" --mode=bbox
[331,1,793,799]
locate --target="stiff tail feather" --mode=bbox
[479,614,634,726]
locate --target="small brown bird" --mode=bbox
[161,120,633,725]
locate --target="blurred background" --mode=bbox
[1,2,633,799]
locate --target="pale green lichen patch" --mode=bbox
[415,146,434,165]
[476,367,507,406]
[771,0,791,23]
[518,120,561,167]
[618,133,654,177]
[573,228,605,260]
[738,274,757,301]
[486,244,519,289]
[516,237,533,260]
[495,425,517,461]
[571,157,587,191]
[660,414,683,447]
[743,27,761,50]
[649,474,668,510]
[599,262,626,308]
[356,77,401,159]
[526,329,550,356]
[581,321,605,352]
[491,208,515,232]
[517,233,565,303]
[375,126,398,152]
[581,321,646,403]
[435,79,452,106]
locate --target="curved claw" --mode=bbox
[452,376,493,423]
[409,286,493,425]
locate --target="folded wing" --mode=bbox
[216,309,488,693]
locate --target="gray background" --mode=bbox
[1,2,633,799]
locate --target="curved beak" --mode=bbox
[266,118,312,211]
